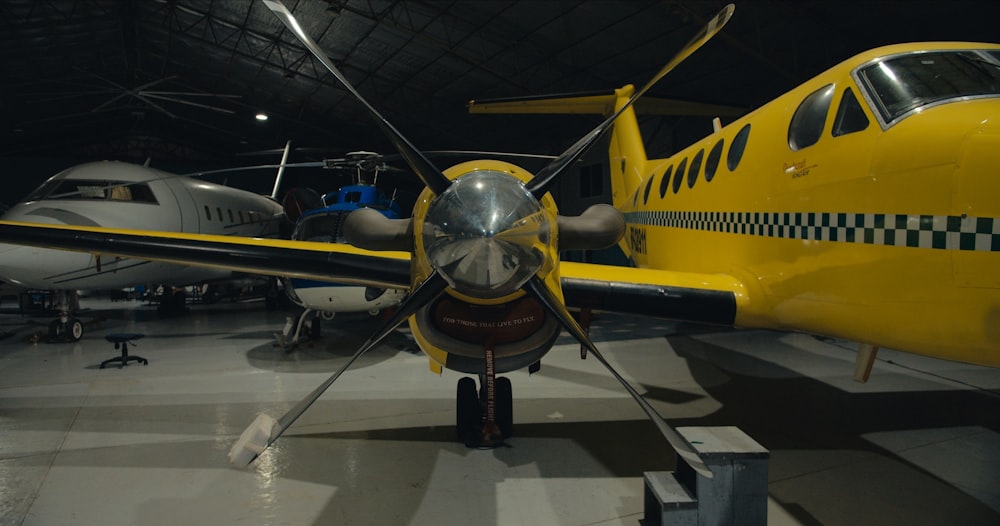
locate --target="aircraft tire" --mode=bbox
[496,376,513,439]
[48,318,84,342]
[67,318,83,341]
[456,377,481,444]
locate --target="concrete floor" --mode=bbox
[0,296,998,526]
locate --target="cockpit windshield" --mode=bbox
[856,50,1000,125]
[26,179,158,204]
[292,211,348,244]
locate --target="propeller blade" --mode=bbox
[525,4,734,199]
[229,271,450,466]
[262,0,452,196]
[523,276,713,479]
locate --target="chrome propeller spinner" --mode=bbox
[423,170,549,298]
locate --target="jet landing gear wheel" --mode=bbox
[48,317,83,342]
[455,376,513,447]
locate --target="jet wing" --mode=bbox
[560,261,749,327]
[0,221,411,289]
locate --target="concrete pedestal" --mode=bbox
[644,426,769,526]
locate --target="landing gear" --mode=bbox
[274,308,325,349]
[456,377,480,444]
[309,314,322,339]
[45,290,84,342]
[455,375,513,447]
[48,316,83,342]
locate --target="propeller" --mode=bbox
[522,276,710,474]
[525,3,734,200]
[262,0,451,196]
[229,271,449,465]
[240,0,735,479]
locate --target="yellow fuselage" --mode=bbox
[616,43,1000,366]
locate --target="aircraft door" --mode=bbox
[953,125,1000,288]
[161,179,202,234]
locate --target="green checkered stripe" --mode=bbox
[624,211,1000,251]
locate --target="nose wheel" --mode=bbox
[456,375,512,447]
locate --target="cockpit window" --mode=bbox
[832,88,870,136]
[26,179,158,204]
[292,211,348,243]
[857,50,1000,124]
[788,84,835,151]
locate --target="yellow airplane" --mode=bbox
[0,1,997,478]
[471,40,1000,373]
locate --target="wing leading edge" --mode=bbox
[0,221,746,327]
[0,221,411,289]
[560,261,745,327]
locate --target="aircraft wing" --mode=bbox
[0,220,749,327]
[0,221,411,289]
[560,261,748,327]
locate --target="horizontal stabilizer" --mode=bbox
[469,89,744,117]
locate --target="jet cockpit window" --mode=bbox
[857,50,1000,125]
[788,84,835,151]
[27,179,158,204]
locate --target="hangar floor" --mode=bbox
[0,296,998,526]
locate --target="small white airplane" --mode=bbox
[0,159,285,340]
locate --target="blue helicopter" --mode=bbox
[276,151,406,347]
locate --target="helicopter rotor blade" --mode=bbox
[262,0,452,196]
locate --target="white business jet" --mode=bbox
[0,160,284,340]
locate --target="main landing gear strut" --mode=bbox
[456,343,513,448]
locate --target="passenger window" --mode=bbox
[672,158,688,194]
[228,209,235,223]
[788,84,835,151]
[216,207,223,222]
[705,139,724,182]
[659,165,673,198]
[643,176,654,204]
[204,206,211,221]
[832,88,870,136]
[687,149,704,189]
[728,124,750,171]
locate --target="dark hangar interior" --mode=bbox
[2,0,1000,201]
[2,3,1000,525]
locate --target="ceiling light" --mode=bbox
[255,112,269,122]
